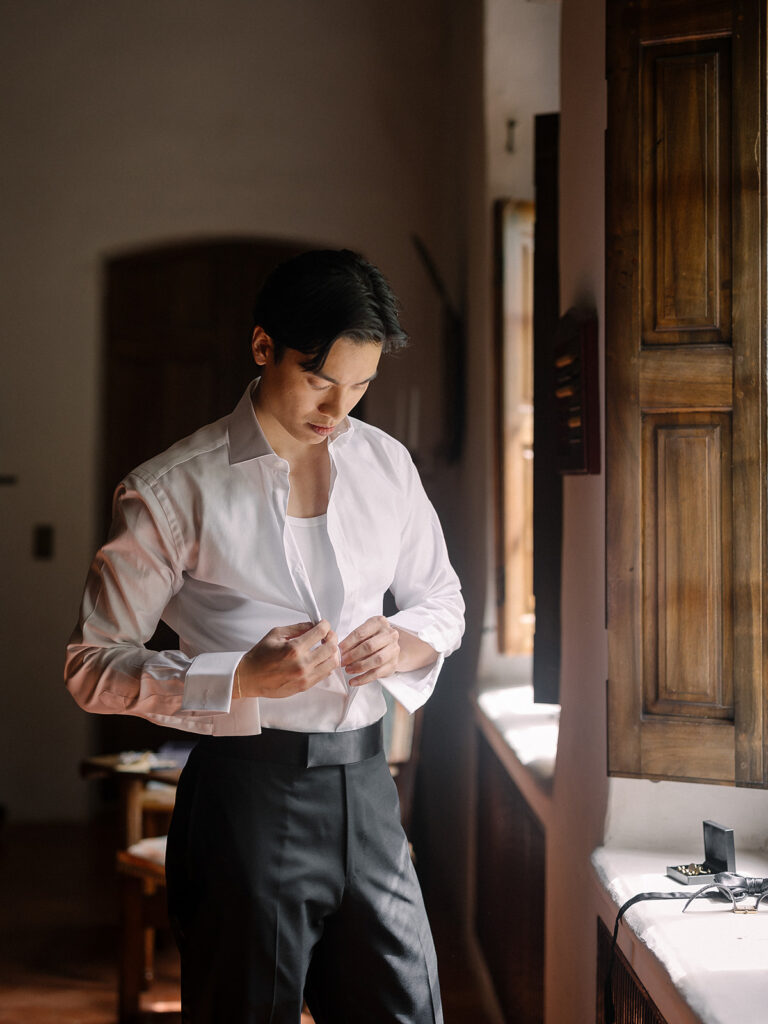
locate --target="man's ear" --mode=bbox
[251,326,274,367]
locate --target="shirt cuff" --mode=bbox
[181,651,244,714]
[380,653,445,713]
[387,610,453,657]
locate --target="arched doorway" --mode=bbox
[98,237,311,753]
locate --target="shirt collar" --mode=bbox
[227,379,355,465]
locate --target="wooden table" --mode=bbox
[80,754,182,848]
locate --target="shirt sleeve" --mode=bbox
[64,474,246,727]
[384,452,465,710]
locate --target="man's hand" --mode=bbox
[235,620,339,699]
[339,616,400,686]
[340,617,440,686]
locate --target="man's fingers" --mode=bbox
[349,669,383,687]
[345,650,394,680]
[348,649,398,687]
[315,642,341,676]
[340,624,396,668]
[344,632,399,683]
[291,619,333,649]
[339,618,380,655]
[288,640,340,693]
[274,621,316,640]
[342,639,388,672]
[291,625,339,687]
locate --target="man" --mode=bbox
[65,248,464,1023]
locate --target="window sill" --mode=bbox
[592,845,768,1024]
[473,677,560,828]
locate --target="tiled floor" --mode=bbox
[0,820,493,1023]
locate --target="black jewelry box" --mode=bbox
[666,820,736,885]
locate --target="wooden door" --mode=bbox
[98,239,309,754]
[606,1,766,784]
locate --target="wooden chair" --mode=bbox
[116,702,423,1021]
[116,836,172,1023]
[138,782,177,838]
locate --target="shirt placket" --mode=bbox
[276,453,351,723]
[327,448,359,727]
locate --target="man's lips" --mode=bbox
[310,423,335,435]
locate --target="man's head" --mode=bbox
[251,248,408,372]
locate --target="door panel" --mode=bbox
[641,39,731,343]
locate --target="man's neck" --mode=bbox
[251,401,302,462]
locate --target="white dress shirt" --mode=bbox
[64,381,465,735]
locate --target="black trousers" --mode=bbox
[165,733,443,1024]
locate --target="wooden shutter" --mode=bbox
[606,0,766,784]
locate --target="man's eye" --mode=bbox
[309,380,331,391]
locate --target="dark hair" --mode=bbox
[252,249,408,372]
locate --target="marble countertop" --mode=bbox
[592,845,768,1024]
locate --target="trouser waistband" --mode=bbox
[196,719,383,768]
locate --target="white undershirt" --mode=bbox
[286,514,344,629]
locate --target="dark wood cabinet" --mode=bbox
[596,920,668,1024]
[475,732,545,1023]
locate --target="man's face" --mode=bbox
[252,331,382,453]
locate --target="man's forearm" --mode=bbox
[394,626,438,674]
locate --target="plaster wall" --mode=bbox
[0,0,459,820]
[546,0,609,1020]
[486,0,561,202]
[414,0,488,922]
[418,0,561,925]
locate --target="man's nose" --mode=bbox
[319,390,345,418]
